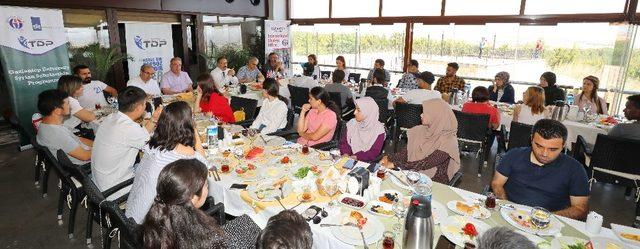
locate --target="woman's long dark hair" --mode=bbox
[309,86,340,116]
[197,73,222,103]
[142,159,226,249]
[148,101,195,151]
[581,75,604,114]
[263,78,289,105]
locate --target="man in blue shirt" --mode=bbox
[492,119,589,220]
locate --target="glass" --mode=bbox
[376,167,387,179]
[301,145,310,155]
[290,0,330,19]
[530,207,551,230]
[324,179,339,210]
[525,0,626,15]
[382,231,395,249]
[445,0,520,16]
[413,182,432,202]
[382,0,441,17]
[332,0,378,18]
[329,148,341,163]
[392,201,407,234]
[406,171,421,186]
[485,192,496,209]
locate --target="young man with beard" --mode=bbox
[73,64,118,110]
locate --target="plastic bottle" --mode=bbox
[567,94,574,105]
[207,124,218,148]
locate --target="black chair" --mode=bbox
[268,109,295,138]
[7,114,43,187]
[288,85,310,114]
[348,73,361,83]
[312,119,345,151]
[448,171,464,187]
[587,134,640,187]
[101,200,142,249]
[56,150,90,240]
[329,92,343,115]
[320,70,331,80]
[571,135,591,168]
[230,96,258,127]
[507,122,533,150]
[38,146,77,237]
[369,97,393,126]
[392,103,423,152]
[453,110,491,177]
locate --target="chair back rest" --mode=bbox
[508,122,533,150]
[394,103,423,129]
[230,96,258,119]
[348,73,361,82]
[37,141,69,178]
[320,71,331,80]
[452,110,490,142]
[283,108,295,130]
[287,85,310,114]
[102,200,142,248]
[56,149,89,182]
[589,134,640,186]
[571,135,589,167]
[328,92,343,113]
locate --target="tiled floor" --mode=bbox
[0,134,637,248]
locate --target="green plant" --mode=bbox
[69,43,131,81]
[248,31,265,64]
[203,43,251,71]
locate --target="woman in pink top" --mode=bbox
[297,87,339,146]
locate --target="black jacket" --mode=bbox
[543,85,566,106]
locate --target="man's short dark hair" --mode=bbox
[375,59,385,67]
[541,71,557,86]
[255,210,313,249]
[447,62,459,70]
[372,68,386,85]
[332,69,345,83]
[118,86,147,113]
[38,89,69,116]
[417,71,435,84]
[628,94,640,110]
[73,64,89,75]
[471,86,490,102]
[532,119,568,143]
[409,59,419,68]
[216,56,227,63]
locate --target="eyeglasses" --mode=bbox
[142,71,156,76]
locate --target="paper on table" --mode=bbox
[354,161,369,169]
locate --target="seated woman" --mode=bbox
[126,101,207,224]
[250,78,289,134]
[380,99,460,184]
[57,75,96,131]
[575,75,608,115]
[488,71,515,104]
[302,54,321,80]
[339,97,385,162]
[194,73,236,123]
[142,158,260,249]
[462,86,501,130]
[513,86,548,125]
[297,87,339,146]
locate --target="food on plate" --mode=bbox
[235,164,257,178]
[222,150,231,157]
[462,223,478,237]
[599,116,619,125]
[349,211,368,228]
[264,167,280,177]
[621,232,640,242]
[370,204,393,216]
[379,192,400,204]
[509,212,532,228]
[220,164,230,173]
[310,165,322,174]
[247,163,256,170]
[341,197,365,208]
[559,242,589,249]
[280,156,290,164]
[319,152,329,161]
[232,133,241,139]
[294,167,311,179]
[456,202,480,215]
[272,177,287,187]
[301,192,312,201]
[246,147,263,159]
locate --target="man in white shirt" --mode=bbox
[127,64,161,96]
[161,57,193,95]
[394,71,441,106]
[91,86,162,199]
[74,65,119,110]
[210,56,238,92]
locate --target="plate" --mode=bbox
[260,166,284,179]
[312,151,334,166]
[254,135,286,147]
[325,212,384,246]
[514,230,549,248]
[376,190,404,204]
[271,148,296,156]
[246,181,292,202]
[431,200,447,225]
[611,223,640,248]
[590,236,628,249]
[550,236,588,249]
[297,192,316,202]
[446,200,491,219]
[388,170,433,191]
[500,204,563,236]
[439,215,490,247]
[233,163,259,181]
[367,201,394,217]
[338,193,366,209]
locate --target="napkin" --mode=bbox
[240,191,265,213]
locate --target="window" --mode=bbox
[445,0,520,16]
[525,0,626,15]
[332,0,379,18]
[382,0,441,17]
[62,9,109,48]
[290,0,330,19]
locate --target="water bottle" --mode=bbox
[567,94,574,105]
[207,124,218,148]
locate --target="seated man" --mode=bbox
[255,210,313,249]
[127,64,161,96]
[36,89,92,165]
[397,59,420,90]
[366,59,390,84]
[323,69,353,108]
[394,71,440,105]
[74,64,118,110]
[161,57,193,94]
[434,62,466,94]
[492,119,589,220]
[210,55,239,92]
[362,68,395,110]
[237,56,264,83]
[91,86,161,198]
[608,94,640,141]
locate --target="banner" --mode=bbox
[0,6,70,146]
[264,20,291,70]
[125,23,174,83]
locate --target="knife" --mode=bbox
[389,170,411,187]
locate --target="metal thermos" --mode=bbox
[403,194,434,249]
[551,101,571,122]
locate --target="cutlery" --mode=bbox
[274,196,287,210]
[279,186,285,199]
[213,167,221,181]
[320,222,357,228]
[389,170,411,187]
[290,200,303,210]
[358,227,369,249]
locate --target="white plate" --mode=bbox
[388,170,432,191]
[515,230,549,248]
[233,164,259,181]
[271,148,296,156]
[367,201,394,217]
[325,212,384,247]
[246,181,292,202]
[431,200,448,225]
[338,193,366,210]
[254,135,286,147]
[260,166,284,179]
[611,223,640,248]
[446,200,491,220]
[550,236,587,249]
[500,204,563,237]
[377,190,404,204]
[439,215,491,247]
[590,236,628,249]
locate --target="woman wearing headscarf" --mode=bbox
[380,99,460,184]
[488,71,515,104]
[339,97,386,162]
[539,71,566,106]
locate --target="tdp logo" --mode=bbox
[8,16,24,30]
[18,36,54,49]
[133,35,167,50]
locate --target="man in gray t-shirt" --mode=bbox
[324,69,354,107]
[608,94,640,141]
[36,89,92,165]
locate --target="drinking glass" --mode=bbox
[324,179,339,210]
[530,207,551,230]
[382,231,395,249]
[392,201,407,234]
[329,148,341,163]
[582,106,591,122]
